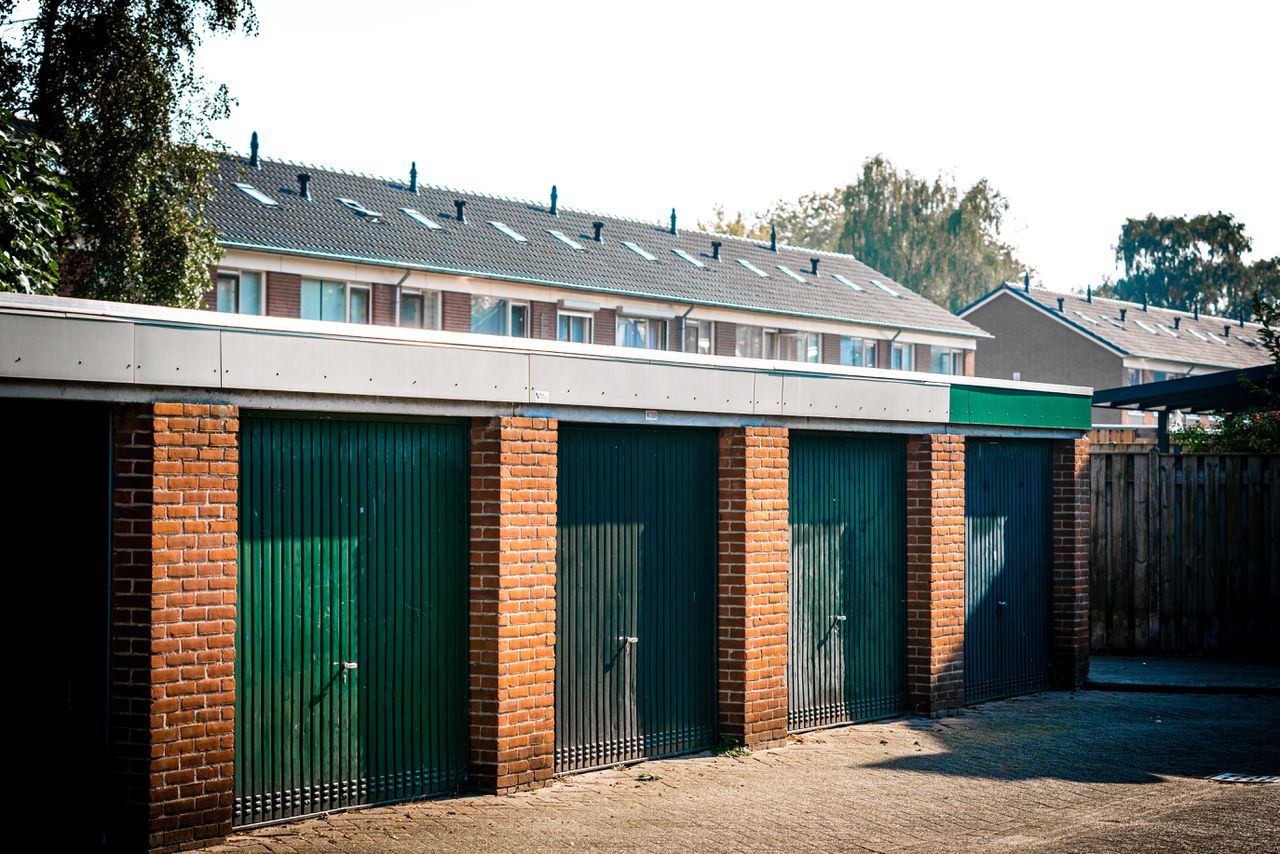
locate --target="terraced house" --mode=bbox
[206,137,986,371]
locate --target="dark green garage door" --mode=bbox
[788,433,906,730]
[235,414,470,826]
[964,439,1053,704]
[555,425,718,773]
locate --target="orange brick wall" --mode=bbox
[469,416,558,793]
[904,434,965,716]
[717,426,789,749]
[1051,437,1091,687]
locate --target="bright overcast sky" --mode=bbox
[195,1,1273,293]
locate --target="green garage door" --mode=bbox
[964,439,1053,704]
[555,425,718,773]
[235,414,470,826]
[788,433,906,730]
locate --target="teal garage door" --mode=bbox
[235,414,470,826]
[555,424,718,772]
[788,433,907,730]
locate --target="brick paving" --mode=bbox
[211,690,1280,853]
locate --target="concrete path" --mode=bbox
[1088,654,1280,693]
[210,690,1280,853]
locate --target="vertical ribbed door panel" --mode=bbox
[964,439,1053,703]
[235,414,469,826]
[788,433,907,730]
[555,425,718,772]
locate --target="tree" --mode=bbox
[2,1,256,307]
[0,114,72,293]
[702,156,1027,311]
[1101,213,1277,319]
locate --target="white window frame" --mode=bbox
[397,287,441,330]
[616,314,667,350]
[347,284,372,325]
[214,268,267,315]
[300,277,351,323]
[556,310,594,344]
[890,341,913,371]
[683,318,714,354]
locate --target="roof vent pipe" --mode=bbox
[1119,308,1127,321]
[1142,294,1148,311]
[670,208,677,235]
[409,162,418,194]
[1224,324,1232,337]
[249,131,260,169]
[1194,303,1199,320]
[454,199,467,224]
[1023,271,1030,291]
[770,224,778,252]
[1086,284,1092,303]
[810,258,820,275]
[550,185,558,216]
[297,172,311,201]
[711,240,722,261]
[1174,316,1181,329]
[1056,297,1064,311]
[592,221,603,242]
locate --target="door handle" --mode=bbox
[618,636,639,644]
[334,661,358,682]
[997,601,1007,608]
[833,615,847,624]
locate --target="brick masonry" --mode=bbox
[442,290,471,333]
[821,333,841,365]
[717,427,789,749]
[112,403,239,852]
[469,417,558,793]
[1051,437,1091,688]
[531,300,557,340]
[372,283,396,326]
[904,434,965,716]
[265,272,300,318]
[593,308,616,346]
[714,321,737,357]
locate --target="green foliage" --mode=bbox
[702,157,1027,311]
[1100,213,1277,319]
[0,114,72,293]
[3,1,256,307]
[699,203,770,241]
[710,736,751,757]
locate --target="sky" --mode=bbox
[126,1,1280,292]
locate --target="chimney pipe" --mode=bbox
[1023,271,1030,291]
[670,208,677,235]
[249,131,260,169]
[1086,284,1092,303]
[711,241,722,261]
[1174,316,1181,329]
[409,161,418,194]
[550,185,558,217]
[810,258,820,275]
[769,224,778,252]
[1119,308,1127,322]
[454,200,467,224]
[1142,294,1148,311]
[1194,303,1199,320]
[592,221,603,242]
[1056,297,1064,311]
[297,172,311,201]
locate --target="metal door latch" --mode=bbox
[334,661,359,682]
[618,636,639,644]
[833,615,847,624]
[997,601,1008,607]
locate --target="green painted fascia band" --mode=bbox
[949,385,1092,430]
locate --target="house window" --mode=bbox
[735,325,764,359]
[838,336,865,367]
[558,312,593,343]
[931,348,964,375]
[616,315,667,350]
[471,296,529,337]
[1126,368,1142,386]
[349,286,371,324]
[684,319,714,354]
[890,342,914,371]
[214,271,263,315]
[775,331,819,363]
[301,278,348,322]
[399,289,440,329]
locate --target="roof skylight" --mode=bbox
[488,221,527,242]
[234,183,278,206]
[671,248,704,268]
[737,259,769,277]
[870,279,903,298]
[548,229,583,250]
[402,208,441,230]
[338,198,383,219]
[1134,320,1159,334]
[1158,325,1178,338]
[622,241,656,261]
[777,265,806,284]
[1187,328,1209,341]
[832,273,863,291]
[1072,310,1099,325]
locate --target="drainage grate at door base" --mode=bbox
[1207,773,1279,784]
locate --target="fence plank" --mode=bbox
[1089,454,1108,649]
[1201,455,1220,652]
[1133,453,1149,649]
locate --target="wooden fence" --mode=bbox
[1090,451,1280,655]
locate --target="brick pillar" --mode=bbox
[717,426,789,749]
[904,434,965,716]
[112,403,239,852]
[1051,437,1090,688]
[469,416,557,793]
